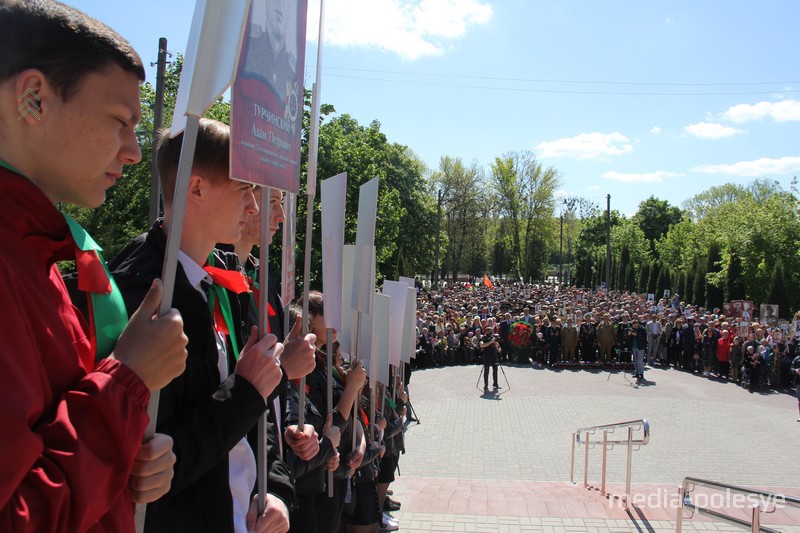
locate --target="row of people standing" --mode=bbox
[109,117,409,533]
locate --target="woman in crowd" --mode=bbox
[729,335,744,383]
[701,326,718,377]
[715,329,731,379]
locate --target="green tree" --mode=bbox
[490,151,560,281]
[657,263,670,300]
[677,270,687,301]
[610,256,618,290]
[638,261,649,294]
[685,268,694,304]
[693,258,706,307]
[725,252,746,302]
[625,261,637,293]
[309,115,435,287]
[431,156,485,282]
[647,261,659,295]
[766,260,789,320]
[704,241,724,310]
[682,183,749,221]
[617,244,630,291]
[633,196,683,256]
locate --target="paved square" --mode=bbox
[389,364,800,532]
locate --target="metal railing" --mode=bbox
[676,477,800,533]
[570,418,650,510]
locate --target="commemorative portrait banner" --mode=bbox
[231,0,308,192]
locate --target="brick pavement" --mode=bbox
[386,363,800,532]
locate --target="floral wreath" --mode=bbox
[508,321,533,348]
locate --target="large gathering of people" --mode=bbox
[413,282,800,409]
[2,3,800,532]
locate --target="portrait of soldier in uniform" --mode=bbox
[241,0,299,104]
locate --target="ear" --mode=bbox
[14,69,50,127]
[186,174,206,206]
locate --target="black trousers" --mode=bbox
[314,476,349,533]
[484,362,498,388]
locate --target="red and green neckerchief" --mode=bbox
[204,253,251,360]
[0,160,129,365]
[63,214,129,363]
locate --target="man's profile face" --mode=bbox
[267,187,285,242]
[239,187,286,245]
[204,176,258,245]
[23,64,142,207]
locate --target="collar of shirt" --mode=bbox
[178,250,212,301]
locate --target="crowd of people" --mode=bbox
[413,282,800,414]
[4,4,800,533]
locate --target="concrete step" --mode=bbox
[389,476,799,531]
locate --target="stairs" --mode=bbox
[390,476,800,532]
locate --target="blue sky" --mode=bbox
[70,0,800,215]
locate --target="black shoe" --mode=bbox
[384,499,401,512]
[493,384,500,389]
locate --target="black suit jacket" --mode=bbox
[110,221,293,533]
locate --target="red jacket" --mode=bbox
[0,168,149,532]
[716,336,732,362]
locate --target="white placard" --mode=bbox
[399,276,415,288]
[351,177,379,314]
[171,0,249,131]
[338,245,356,356]
[400,286,416,363]
[352,245,375,313]
[372,294,391,387]
[280,192,296,307]
[321,172,347,329]
[383,280,408,368]
[359,307,374,381]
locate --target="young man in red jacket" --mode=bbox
[0,1,188,531]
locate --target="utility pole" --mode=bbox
[558,212,563,285]
[433,189,442,287]
[149,37,168,225]
[605,194,611,293]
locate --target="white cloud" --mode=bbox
[536,132,633,160]
[693,156,800,177]
[683,122,745,139]
[602,171,683,183]
[307,0,493,60]
[721,99,800,123]
[649,126,661,134]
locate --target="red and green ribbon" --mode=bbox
[204,254,250,361]
[63,214,128,362]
